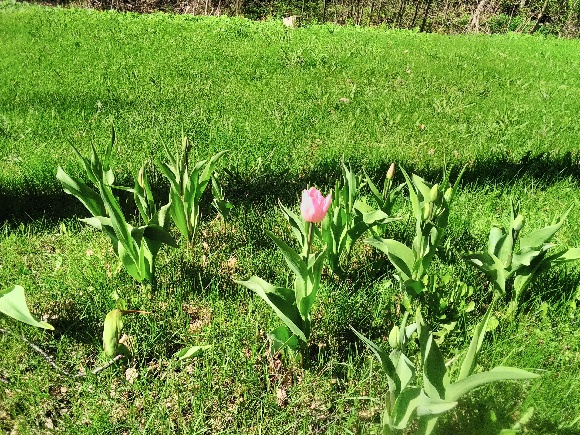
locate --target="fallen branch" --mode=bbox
[0,327,124,379]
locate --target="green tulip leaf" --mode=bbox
[175,345,211,360]
[519,208,570,249]
[56,166,106,217]
[446,367,539,402]
[237,277,306,343]
[0,285,53,330]
[457,300,495,381]
[143,224,178,248]
[268,325,300,352]
[366,238,414,281]
[351,327,399,392]
[266,231,307,280]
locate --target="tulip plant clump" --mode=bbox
[55,130,230,359]
[232,163,552,431]
[237,187,331,354]
[366,166,465,300]
[352,302,539,435]
[466,200,580,314]
[56,130,177,288]
[321,162,398,276]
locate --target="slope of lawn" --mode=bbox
[1,2,580,434]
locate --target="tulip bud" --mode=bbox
[103,309,123,358]
[138,166,145,189]
[513,214,525,232]
[386,163,395,180]
[422,204,431,221]
[388,325,399,349]
[300,187,332,223]
[444,187,453,203]
[430,183,439,202]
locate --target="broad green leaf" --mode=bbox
[99,183,137,261]
[405,280,425,296]
[389,386,422,429]
[417,416,441,435]
[118,242,143,282]
[133,164,155,224]
[365,171,384,204]
[175,345,211,360]
[488,227,507,259]
[520,216,568,249]
[104,125,115,174]
[416,309,448,399]
[390,349,415,393]
[157,160,180,189]
[465,252,507,294]
[400,167,421,220]
[268,325,300,352]
[280,203,308,248]
[169,188,189,239]
[446,367,539,402]
[80,216,112,231]
[457,300,494,381]
[366,238,415,281]
[351,327,398,389]
[298,251,325,319]
[412,174,433,203]
[267,231,307,281]
[513,248,544,268]
[496,228,514,267]
[416,399,457,417]
[155,203,171,229]
[422,333,448,399]
[237,277,306,342]
[0,285,53,330]
[143,224,178,248]
[70,143,97,184]
[513,263,543,301]
[200,150,228,185]
[390,386,457,431]
[347,210,396,244]
[138,240,149,281]
[56,167,106,217]
[553,247,580,263]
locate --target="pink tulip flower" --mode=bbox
[300,187,332,223]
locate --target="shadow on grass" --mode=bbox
[2,150,579,226]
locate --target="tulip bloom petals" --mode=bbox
[300,187,332,223]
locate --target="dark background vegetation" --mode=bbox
[25,0,580,37]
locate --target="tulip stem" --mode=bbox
[305,222,313,260]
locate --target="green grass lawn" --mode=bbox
[1,2,580,433]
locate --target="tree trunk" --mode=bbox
[530,0,549,33]
[468,0,491,32]
[397,0,408,25]
[411,0,421,26]
[420,0,433,30]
